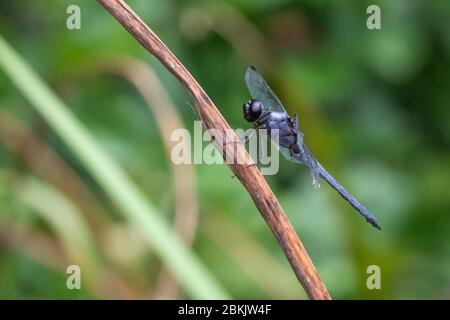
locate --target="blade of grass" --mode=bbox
[14,176,142,299]
[85,57,200,298]
[0,35,230,299]
[16,177,100,282]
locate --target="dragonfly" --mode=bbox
[242,66,380,229]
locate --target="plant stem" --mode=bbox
[97,0,331,299]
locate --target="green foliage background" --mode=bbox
[0,0,449,299]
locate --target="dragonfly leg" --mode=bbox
[290,113,299,131]
[226,128,255,145]
[242,129,256,144]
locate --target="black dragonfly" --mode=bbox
[242,66,380,229]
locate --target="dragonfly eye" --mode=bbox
[243,99,263,122]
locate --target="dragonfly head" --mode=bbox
[243,99,263,123]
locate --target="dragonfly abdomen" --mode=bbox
[317,163,381,229]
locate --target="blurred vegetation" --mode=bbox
[0,0,449,299]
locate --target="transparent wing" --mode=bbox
[274,132,322,189]
[245,66,287,113]
[278,145,301,163]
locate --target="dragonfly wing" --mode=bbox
[275,137,321,188]
[278,144,302,164]
[245,66,287,113]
